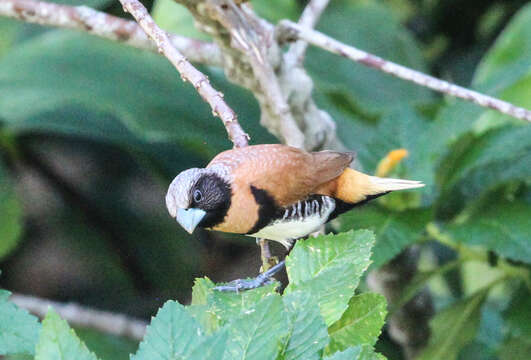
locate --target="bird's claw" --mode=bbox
[214,260,286,293]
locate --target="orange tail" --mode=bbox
[317,168,424,204]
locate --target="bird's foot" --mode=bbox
[260,255,279,272]
[214,260,285,292]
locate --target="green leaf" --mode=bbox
[324,345,384,360]
[0,30,274,167]
[306,1,431,115]
[432,4,531,154]
[339,206,431,268]
[279,291,329,360]
[474,3,531,86]
[285,230,375,325]
[326,294,387,355]
[438,125,531,211]
[207,283,277,324]
[0,161,22,260]
[35,310,98,360]
[417,289,489,360]
[132,300,227,360]
[151,0,211,40]
[447,199,531,263]
[74,328,138,360]
[191,277,216,305]
[223,294,288,360]
[252,0,300,22]
[0,290,41,356]
[505,286,531,333]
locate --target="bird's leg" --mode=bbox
[214,260,286,292]
[258,238,278,271]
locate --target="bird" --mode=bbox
[165,144,424,291]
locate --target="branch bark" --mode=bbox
[10,293,147,341]
[0,0,222,66]
[285,0,330,65]
[278,20,531,122]
[118,0,249,148]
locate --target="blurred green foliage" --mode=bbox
[0,0,530,359]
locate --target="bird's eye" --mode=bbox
[193,189,203,202]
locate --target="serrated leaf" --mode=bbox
[285,230,375,325]
[0,290,41,356]
[339,206,431,268]
[326,294,387,355]
[35,310,98,360]
[279,291,329,360]
[324,345,384,360]
[207,282,277,325]
[223,295,288,360]
[132,300,226,360]
[0,162,22,260]
[447,199,531,263]
[417,289,489,360]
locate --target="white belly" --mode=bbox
[249,196,335,248]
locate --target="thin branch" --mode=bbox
[279,20,531,122]
[119,0,249,148]
[10,293,147,341]
[286,0,330,64]
[0,0,222,66]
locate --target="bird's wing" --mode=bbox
[209,144,353,207]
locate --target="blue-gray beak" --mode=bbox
[176,208,206,234]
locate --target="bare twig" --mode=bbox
[10,293,147,341]
[278,20,531,122]
[0,0,222,66]
[286,0,330,64]
[118,0,249,148]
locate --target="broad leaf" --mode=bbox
[0,161,22,260]
[0,290,41,356]
[280,291,329,360]
[0,30,274,170]
[285,230,375,325]
[339,206,431,268]
[326,293,387,354]
[132,300,227,360]
[438,125,531,213]
[447,199,531,263]
[306,1,431,114]
[417,289,488,360]
[35,310,98,360]
[432,4,531,160]
[223,295,288,360]
[191,277,216,306]
[207,283,277,324]
[324,345,384,360]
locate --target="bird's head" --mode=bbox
[165,167,231,234]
